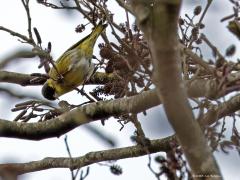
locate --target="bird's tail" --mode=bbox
[65,21,107,53]
[90,20,108,41]
[79,21,107,52]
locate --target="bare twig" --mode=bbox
[0,26,33,45]
[198,0,213,25]
[21,0,34,42]
[64,136,75,179]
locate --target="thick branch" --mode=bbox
[0,135,176,176]
[201,94,240,126]
[0,89,159,140]
[130,0,221,177]
[1,89,238,176]
[0,71,38,86]
[183,47,215,75]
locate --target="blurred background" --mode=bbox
[0,0,239,179]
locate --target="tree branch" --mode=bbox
[201,93,240,126]
[1,86,238,176]
[0,135,176,176]
[130,0,221,177]
[0,26,33,45]
[21,0,34,42]
[0,50,38,69]
[0,89,159,140]
[0,71,39,86]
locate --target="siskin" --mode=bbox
[42,21,107,100]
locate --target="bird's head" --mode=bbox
[42,81,57,100]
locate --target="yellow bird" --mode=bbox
[42,21,107,100]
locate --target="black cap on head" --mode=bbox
[42,83,56,100]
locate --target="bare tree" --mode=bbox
[1,0,240,179]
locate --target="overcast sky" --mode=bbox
[0,1,240,180]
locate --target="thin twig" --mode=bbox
[21,0,34,43]
[200,33,226,60]
[0,26,33,45]
[64,135,75,180]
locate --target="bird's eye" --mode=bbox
[42,84,56,100]
[57,76,64,84]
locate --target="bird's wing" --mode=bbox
[84,62,95,82]
[48,50,76,80]
[64,34,91,53]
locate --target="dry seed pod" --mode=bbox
[11,105,29,112]
[178,18,185,26]
[110,165,122,175]
[33,27,42,44]
[75,24,85,33]
[33,107,44,112]
[47,42,52,52]
[100,46,114,59]
[225,44,236,57]
[15,100,36,107]
[21,115,32,122]
[14,110,28,121]
[194,5,202,16]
